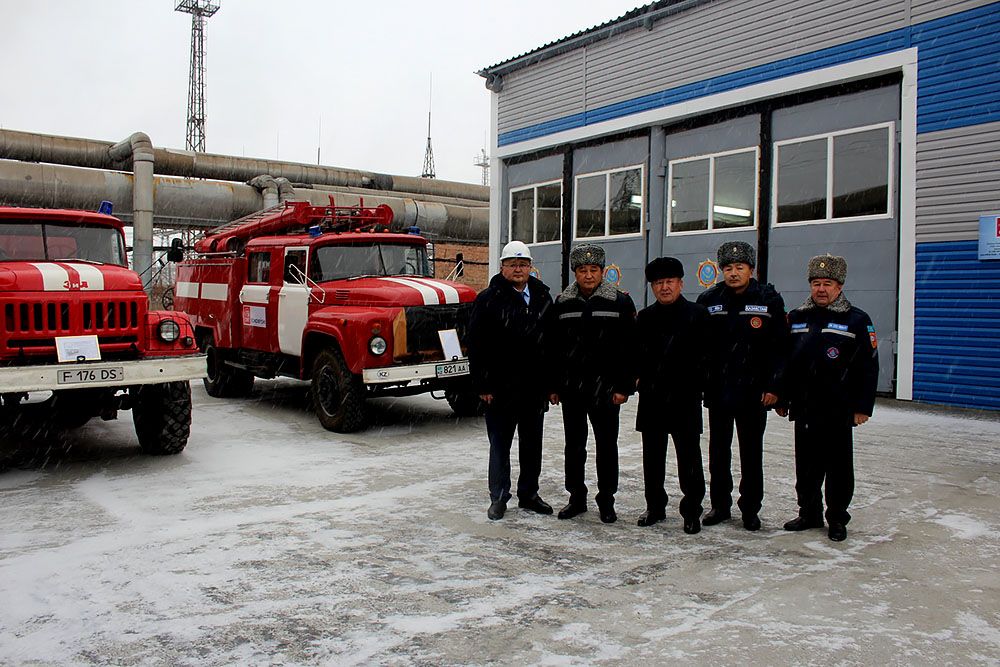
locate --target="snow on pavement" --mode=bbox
[1,382,998,665]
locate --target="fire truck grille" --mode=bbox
[3,300,140,334]
[401,303,472,359]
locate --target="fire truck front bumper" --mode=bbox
[362,358,470,385]
[0,355,207,393]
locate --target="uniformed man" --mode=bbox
[548,244,637,524]
[775,254,879,542]
[468,240,554,521]
[635,257,710,534]
[697,242,786,531]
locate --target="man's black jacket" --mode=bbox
[547,280,637,406]
[635,295,710,434]
[696,278,787,409]
[467,273,552,402]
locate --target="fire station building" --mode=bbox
[478,0,1000,411]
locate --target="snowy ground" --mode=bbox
[1,382,998,666]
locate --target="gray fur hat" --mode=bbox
[717,241,756,268]
[808,254,847,284]
[570,243,606,271]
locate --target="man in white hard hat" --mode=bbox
[468,240,554,520]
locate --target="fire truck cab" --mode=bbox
[0,206,206,454]
[174,199,480,432]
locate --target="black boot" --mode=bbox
[487,499,506,521]
[683,517,701,534]
[828,523,847,541]
[518,495,553,515]
[742,514,761,531]
[702,508,731,526]
[783,516,823,531]
[558,502,587,520]
[637,510,666,527]
[599,506,617,524]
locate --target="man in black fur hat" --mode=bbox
[697,241,786,532]
[548,243,637,524]
[775,254,878,542]
[635,257,709,534]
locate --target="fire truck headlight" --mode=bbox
[369,336,387,356]
[158,319,181,343]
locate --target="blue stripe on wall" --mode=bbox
[914,241,1000,411]
[499,2,1000,146]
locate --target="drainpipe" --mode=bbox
[248,175,279,208]
[108,132,154,294]
[274,177,295,203]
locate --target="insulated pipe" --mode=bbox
[0,129,489,202]
[293,182,487,209]
[248,175,279,208]
[0,160,489,241]
[108,132,154,292]
[275,177,295,203]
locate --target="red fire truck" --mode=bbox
[173,199,480,432]
[0,206,205,454]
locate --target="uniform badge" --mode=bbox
[603,264,622,287]
[826,346,840,359]
[868,325,878,349]
[750,316,763,329]
[697,259,719,287]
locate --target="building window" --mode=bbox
[509,181,562,245]
[574,166,643,239]
[775,123,892,224]
[668,148,758,234]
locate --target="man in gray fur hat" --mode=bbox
[697,241,786,532]
[774,254,878,542]
[547,243,637,524]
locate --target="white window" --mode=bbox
[509,181,562,245]
[667,147,759,234]
[773,123,893,225]
[574,165,644,239]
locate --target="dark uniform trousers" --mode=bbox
[707,406,766,516]
[793,419,855,525]
[562,400,620,510]
[485,398,544,503]
[641,430,705,520]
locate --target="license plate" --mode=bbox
[57,367,124,385]
[435,360,469,378]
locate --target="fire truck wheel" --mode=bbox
[445,388,485,417]
[311,348,366,433]
[203,342,254,398]
[133,381,192,455]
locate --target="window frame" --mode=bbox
[247,250,271,284]
[771,121,895,228]
[572,164,645,241]
[666,146,760,236]
[508,179,563,246]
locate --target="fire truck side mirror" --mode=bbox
[167,238,185,262]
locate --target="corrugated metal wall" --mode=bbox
[916,120,1000,243]
[497,0,999,142]
[914,241,1000,410]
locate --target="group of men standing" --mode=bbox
[467,239,878,543]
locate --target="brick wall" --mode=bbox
[432,242,490,292]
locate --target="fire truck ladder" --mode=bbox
[203,202,290,238]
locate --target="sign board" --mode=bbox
[979,215,1000,260]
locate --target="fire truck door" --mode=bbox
[277,248,309,356]
[239,250,275,352]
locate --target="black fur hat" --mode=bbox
[645,256,684,282]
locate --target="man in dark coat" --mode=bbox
[697,241,786,531]
[635,257,710,534]
[775,254,879,542]
[548,243,637,524]
[468,240,554,521]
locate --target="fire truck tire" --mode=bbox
[203,342,254,398]
[445,389,485,417]
[133,381,192,455]
[311,348,366,433]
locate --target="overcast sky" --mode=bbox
[2,1,644,185]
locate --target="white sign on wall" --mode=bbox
[979,215,1000,260]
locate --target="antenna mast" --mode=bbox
[421,75,436,179]
[175,0,220,152]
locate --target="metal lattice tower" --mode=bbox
[175,0,220,152]
[474,148,489,186]
[421,76,436,178]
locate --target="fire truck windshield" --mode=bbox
[310,243,432,282]
[0,220,127,265]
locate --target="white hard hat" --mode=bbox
[500,240,532,262]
